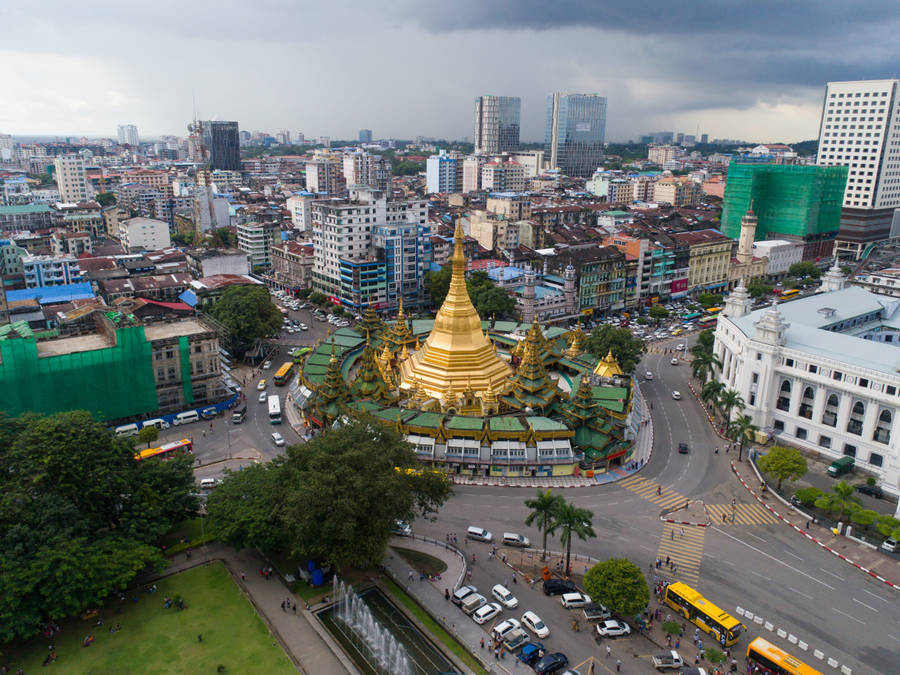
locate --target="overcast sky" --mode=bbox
[3,1,900,143]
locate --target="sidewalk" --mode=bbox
[451,392,654,489]
[732,460,900,591]
[148,543,351,674]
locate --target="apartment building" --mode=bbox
[236,220,280,268]
[482,160,525,192]
[118,217,172,253]
[271,241,314,292]
[671,229,732,292]
[342,152,392,192]
[53,156,89,203]
[22,254,83,288]
[654,176,703,207]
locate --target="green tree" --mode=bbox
[297,287,311,298]
[524,489,564,561]
[332,306,346,317]
[548,500,596,575]
[171,231,197,247]
[747,282,773,298]
[814,480,860,520]
[137,424,159,448]
[583,559,649,618]
[876,515,900,538]
[95,191,116,207]
[782,277,800,289]
[793,486,824,507]
[789,261,821,279]
[470,283,515,319]
[725,414,758,461]
[757,446,808,491]
[309,291,326,306]
[636,316,648,325]
[850,509,878,531]
[209,418,452,568]
[700,380,725,408]
[840,265,852,276]
[425,266,452,306]
[694,329,715,353]
[586,325,646,374]
[697,293,722,309]
[648,305,670,324]
[692,351,722,384]
[209,285,283,357]
[211,228,236,248]
[717,389,745,422]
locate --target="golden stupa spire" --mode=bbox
[398,217,511,405]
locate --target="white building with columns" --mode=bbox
[713,267,900,497]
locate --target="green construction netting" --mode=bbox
[179,336,194,406]
[721,162,847,240]
[0,325,158,421]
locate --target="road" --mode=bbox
[414,334,898,674]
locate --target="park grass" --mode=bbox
[3,562,294,675]
[391,546,448,577]
[383,578,486,675]
[157,517,214,556]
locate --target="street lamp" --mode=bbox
[226,429,242,460]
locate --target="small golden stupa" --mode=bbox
[398,219,512,407]
[593,349,624,379]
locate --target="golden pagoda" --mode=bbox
[398,219,512,408]
[593,349,624,379]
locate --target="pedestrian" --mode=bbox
[675,637,680,649]
[694,628,700,644]
[281,600,285,612]
[698,639,703,652]
[665,555,670,566]
[680,527,685,537]
[616,658,621,671]
[671,530,674,540]
[606,645,611,658]
[723,513,727,523]
[292,603,296,614]
[480,637,485,649]
[494,647,499,660]
[197,633,202,642]
[241,571,246,581]
[408,570,414,582]
[806,520,810,529]
[444,588,450,601]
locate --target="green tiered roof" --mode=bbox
[503,321,561,415]
[357,306,385,340]
[311,342,351,426]
[560,374,622,461]
[350,333,394,405]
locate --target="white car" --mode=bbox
[271,432,285,447]
[596,619,631,637]
[645,371,653,380]
[491,618,521,640]
[491,584,519,609]
[472,602,502,625]
[299,323,308,331]
[670,357,679,365]
[672,390,682,400]
[521,610,550,638]
[262,360,272,369]
[258,391,268,403]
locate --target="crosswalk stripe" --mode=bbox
[618,476,692,512]
[706,503,777,526]
[653,522,706,585]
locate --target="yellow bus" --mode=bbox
[747,637,822,675]
[663,582,744,646]
[780,288,800,299]
[706,306,723,314]
[273,361,294,386]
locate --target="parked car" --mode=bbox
[517,642,546,666]
[645,371,654,380]
[881,537,898,553]
[533,652,568,675]
[855,483,884,498]
[678,443,689,454]
[491,618,521,640]
[491,584,519,609]
[392,520,411,536]
[596,619,631,637]
[472,602,501,625]
[451,585,477,606]
[560,592,591,609]
[670,358,679,365]
[521,610,550,638]
[542,579,576,596]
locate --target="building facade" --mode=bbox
[671,229,732,293]
[185,249,250,278]
[118,217,172,252]
[544,93,607,178]
[202,120,241,171]
[53,156,89,203]
[117,124,139,146]
[236,220,280,268]
[474,95,521,154]
[22,254,83,288]
[342,152,392,192]
[654,176,703,207]
[752,240,803,277]
[271,241,314,293]
[481,160,525,192]
[426,152,463,194]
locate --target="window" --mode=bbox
[795,427,807,440]
[749,393,756,406]
[822,393,839,427]
[798,386,815,419]
[847,400,865,435]
[873,408,892,444]
[785,358,794,367]
[869,452,883,467]
[752,373,759,384]
[859,378,869,388]
[756,352,762,361]
[808,365,818,374]
[776,379,792,411]
[833,371,843,381]
[818,435,832,449]
[843,443,857,458]
[773,420,785,432]
[887,385,897,396]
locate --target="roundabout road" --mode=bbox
[416,335,897,674]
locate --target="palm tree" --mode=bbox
[701,380,725,410]
[691,351,722,384]
[548,501,596,576]
[524,489,564,561]
[816,480,861,521]
[726,414,759,461]
[718,389,745,423]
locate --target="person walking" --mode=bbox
[606,645,611,658]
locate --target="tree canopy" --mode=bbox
[747,282,773,299]
[757,446,808,491]
[583,558,649,618]
[697,293,723,309]
[207,418,452,568]
[209,285,283,357]
[789,261,821,279]
[648,305,670,322]
[425,267,515,318]
[95,191,116,207]
[586,325,646,374]
[0,411,196,642]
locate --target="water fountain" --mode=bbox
[331,577,412,675]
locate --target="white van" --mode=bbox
[560,592,591,609]
[502,533,530,547]
[114,423,139,437]
[466,526,493,542]
[173,411,199,426]
[142,418,170,431]
[199,478,218,490]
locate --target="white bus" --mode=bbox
[267,394,282,425]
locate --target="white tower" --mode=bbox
[564,263,577,315]
[819,263,848,293]
[736,208,758,265]
[522,265,536,323]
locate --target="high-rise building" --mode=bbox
[342,152,392,192]
[425,152,462,194]
[237,220,280,268]
[474,96,520,154]
[117,124,139,146]
[53,156,89,203]
[700,133,709,144]
[359,129,373,143]
[817,79,900,259]
[721,162,848,260]
[305,159,346,195]
[545,93,607,178]
[201,121,241,170]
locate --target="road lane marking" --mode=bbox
[711,527,835,590]
[820,568,845,581]
[832,607,865,625]
[783,549,803,561]
[862,588,889,603]
[789,587,813,600]
[638,544,654,552]
[721,559,735,566]
[889,634,900,643]
[853,598,879,613]
[751,571,771,580]
[745,532,768,543]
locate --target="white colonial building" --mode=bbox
[714,266,900,497]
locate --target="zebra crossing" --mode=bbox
[654,521,706,586]
[706,502,778,526]
[618,475,690,511]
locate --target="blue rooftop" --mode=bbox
[513,284,563,299]
[6,282,95,304]
[488,266,524,282]
[179,289,198,307]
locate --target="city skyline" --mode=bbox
[3,1,899,142]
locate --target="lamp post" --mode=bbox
[226,429,242,460]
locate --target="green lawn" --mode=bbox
[3,562,294,675]
[391,546,448,577]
